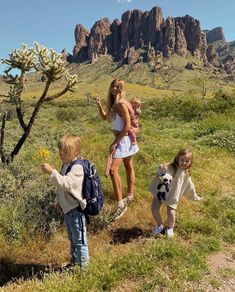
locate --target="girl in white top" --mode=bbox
[94,79,139,218]
[148,149,201,237]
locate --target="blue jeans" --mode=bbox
[64,207,89,269]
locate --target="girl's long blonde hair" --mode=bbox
[171,149,193,174]
[107,79,125,113]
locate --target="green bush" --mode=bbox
[0,164,63,242]
[144,93,235,123]
[56,108,80,122]
[199,129,235,153]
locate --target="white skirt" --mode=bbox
[113,135,139,158]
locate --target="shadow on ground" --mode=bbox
[110,226,152,244]
[0,257,60,287]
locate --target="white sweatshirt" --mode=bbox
[50,163,86,214]
[148,164,200,209]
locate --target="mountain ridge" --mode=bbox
[67,5,234,75]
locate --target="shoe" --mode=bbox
[165,228,174,237]
[122,197,128,205]
[152,224,165,235]
[111,206,127,220]
[60,262,75,271]
[126,193,134,202]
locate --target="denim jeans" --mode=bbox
[64,207,89,269]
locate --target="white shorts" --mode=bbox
[113,135,139,158]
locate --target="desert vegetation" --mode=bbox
[0,52,234,291]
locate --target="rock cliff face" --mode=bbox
[72,5,234,72]
[205,27,225,44]
[73,24,89,62]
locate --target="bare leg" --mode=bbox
[151,197,163,226]
[123,155,135,194]
[110,158,123,202]
[167,206,176,228]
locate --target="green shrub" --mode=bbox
[0,163,63,242]
[199,129,235,153]
[56,108,80,122]
[194,236,221,254]
[144,93,235,123]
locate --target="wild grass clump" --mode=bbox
[0,163,63,243]
[194,236,221,254]
[199,129,235,153]
[56,108,80,122]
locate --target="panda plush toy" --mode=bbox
[156,173,173,201]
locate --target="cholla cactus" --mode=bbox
[0,42,78,164]
[2,43,36,73]
[34,42,66,81]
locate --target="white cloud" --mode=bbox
[117,0,132,3]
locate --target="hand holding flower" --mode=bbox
[41,163,54,175]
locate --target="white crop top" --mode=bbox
[112,114,124,132]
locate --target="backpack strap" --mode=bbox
[64,159,91,226]
[65,159,82,175]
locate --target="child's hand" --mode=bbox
[194,195,202,201]
[41,163,54,175]
[158,164,167,175]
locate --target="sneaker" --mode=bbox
[126,193,134,202]
[152,224,165,235]
[111,206,127,220]
[60,262,75,271]
[122,197,128,205]
[165,228,174,237]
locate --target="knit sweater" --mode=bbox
[148,164,200,209]
[50,163,86,214]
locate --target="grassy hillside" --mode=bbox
[0,58,235,291]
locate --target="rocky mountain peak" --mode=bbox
[206,27,226,44]
[71,5,234,74]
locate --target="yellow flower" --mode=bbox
[34,148,50,162]
[90,91,98,98]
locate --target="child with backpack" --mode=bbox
[94,79,139,220]
[148,149,202,237]
[41,134,89,269]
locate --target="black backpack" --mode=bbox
[65,159,104,216]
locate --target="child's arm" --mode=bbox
[42,163,85,200]
[157,164,174,176]
[50,165,83,193]
[183,177,202,201]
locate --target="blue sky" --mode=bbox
[0,0,234,73]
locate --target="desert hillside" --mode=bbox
[0,53,235,291]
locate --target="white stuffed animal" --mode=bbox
[156,173,172,201]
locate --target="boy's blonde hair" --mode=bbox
[58,135,81,157]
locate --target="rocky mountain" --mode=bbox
[69,6,235,74]
[205,27,225,44]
